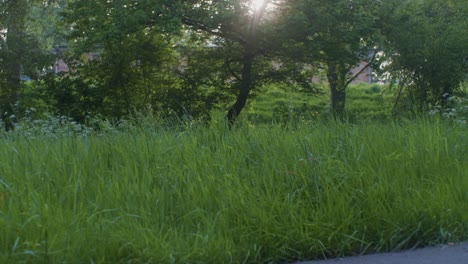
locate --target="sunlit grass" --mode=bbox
[0,118,467,263]
[246,83,395,123]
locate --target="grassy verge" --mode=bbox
[0,118,467,263]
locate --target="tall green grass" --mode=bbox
[0,118,467,263]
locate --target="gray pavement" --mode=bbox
[294,242,468,264]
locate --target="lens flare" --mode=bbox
[251,0,266,11]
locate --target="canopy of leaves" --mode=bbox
[381,0,467,109]
[284,0,382,74]
[1,0,466,126]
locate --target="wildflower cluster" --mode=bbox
[1,109,93,138]
[428,93,468,125]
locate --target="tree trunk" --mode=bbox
[1,60,21,131]
[327,63,346,119]
[1,0,26,131]
[226,51,254,126]
[1,63,21,131]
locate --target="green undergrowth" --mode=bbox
[246,83,395,124]
[0,118,467,263]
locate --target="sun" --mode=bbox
[250,0,267,11]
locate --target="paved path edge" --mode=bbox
[293,242,468,264]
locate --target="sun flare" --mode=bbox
[251,0,267,11]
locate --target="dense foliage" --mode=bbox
[283,0,382,118]
[0,0,466,128]
[380,0,467,112]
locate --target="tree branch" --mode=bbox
[225,58,242,82]
[181,17,246,45]
[345,51,377,87]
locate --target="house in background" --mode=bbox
[51,46,101,75]
[350,61,373,84]
[52,46,69,74]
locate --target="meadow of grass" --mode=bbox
[0,116,467,263]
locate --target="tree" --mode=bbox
[0,1,29,130]
[0,0,52,130]
[283,0,382,118]
[57,0,183,120]
[380,0,467,112]
[172,0,288,125]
